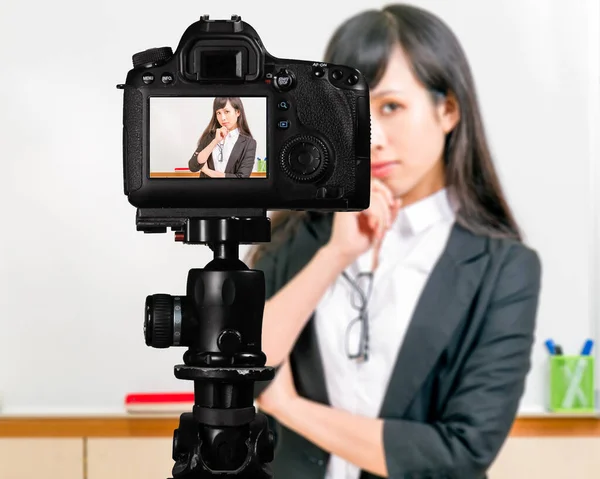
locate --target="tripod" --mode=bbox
[141,211,276,478]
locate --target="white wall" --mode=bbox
[0,0,598,414]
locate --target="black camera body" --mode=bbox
[119,14,370,219]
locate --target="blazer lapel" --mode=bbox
[378,221,490,418]
[225,135,247,174]
[292,316,330,405]
[289,213,333,406]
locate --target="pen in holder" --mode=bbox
[549,355,595,413]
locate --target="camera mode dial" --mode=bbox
[133,47,173,69]
[280,135,329,182]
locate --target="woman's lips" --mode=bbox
[371,161,398,178]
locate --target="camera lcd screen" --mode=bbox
[149,96,268,179]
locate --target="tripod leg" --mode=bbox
[171,413,201,478]
[169,411,274,478]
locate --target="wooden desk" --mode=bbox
[149,172,267,178]
[1,415,599,437]
[1,415,600,479]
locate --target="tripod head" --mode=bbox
[139,207,276,478]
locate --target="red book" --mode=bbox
[125,392,194,414]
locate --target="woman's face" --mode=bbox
[215,100,240,130]
[369,45,459,205]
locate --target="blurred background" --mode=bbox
[0,0,598,477]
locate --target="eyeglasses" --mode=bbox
[216,143,224,162]
[341,270,374,362]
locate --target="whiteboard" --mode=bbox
[0,0,598,416]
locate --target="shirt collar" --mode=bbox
[393,187,458,237]
[227,128,240,141]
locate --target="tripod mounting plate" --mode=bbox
[174,365,275,382]
[135,207,271,240]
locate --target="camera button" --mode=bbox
[142,73,155,84]
[161,73,174,84]
[277,120,290,129]
[332,69,343,80]
[313,66,325,78]
[316,186,343,199]
[346,73,359,85]
[274,69,295,91]
[277,100,290,111]
[289,143,321,175]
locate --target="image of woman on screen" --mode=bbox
[188,97,256,178]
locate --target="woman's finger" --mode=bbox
[372,178,395,207]
[365,193,389,237]
[376,192,392,230]
[363,209,380,237]
[367,194,387,225]
[368,214,377,232]
[371,235,384,269]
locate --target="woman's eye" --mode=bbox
[381,102,401,114]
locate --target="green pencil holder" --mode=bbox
[549,355,595,413]
[256,159,266,173]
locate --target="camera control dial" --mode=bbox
[280,135,329,182]
[132,47,173,69]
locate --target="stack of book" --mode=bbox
[124,392,195,414]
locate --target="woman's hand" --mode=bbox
[214,126,228,143]
[325,179,402,268]
[255,359,297,419]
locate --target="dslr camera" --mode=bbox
[119,13,370,228]
[117,14,370,479]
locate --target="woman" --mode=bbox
[249,4,542,479]
[188,97,256,178]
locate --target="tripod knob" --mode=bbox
[145,294,173,348]
[217,329,242,355]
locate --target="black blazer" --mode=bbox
[253,212,542,479]
[188,133,257,178]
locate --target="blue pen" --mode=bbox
[545,339,556,355]
[581,339,594,356]
[554,344,563,355]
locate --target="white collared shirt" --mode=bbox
[212,127,240,173]
[314,188,458,479]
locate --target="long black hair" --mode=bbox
[197,97,253,150]
[248,4,522,266]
